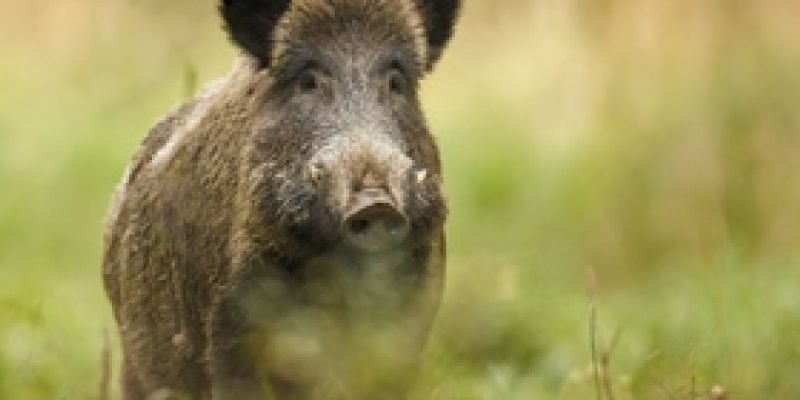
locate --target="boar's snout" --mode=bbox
[306,136,417,252]
[344,188,409,253]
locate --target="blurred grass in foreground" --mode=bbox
[1,0,799,398]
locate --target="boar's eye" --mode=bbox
[387,68,409,95]
[381,55,419,96]
[296,69,319,94]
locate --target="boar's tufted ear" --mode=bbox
[415,0,462,69]
[220,0,292,67]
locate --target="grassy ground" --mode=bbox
[1,1,799,398]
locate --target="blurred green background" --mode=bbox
[1,0,799,398]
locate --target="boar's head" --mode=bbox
[223,0,459,264]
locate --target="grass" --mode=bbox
[2,0,800,398]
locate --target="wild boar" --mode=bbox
[102,0,460,398]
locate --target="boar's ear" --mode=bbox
[415,0,462,69]
[220,0,292,67]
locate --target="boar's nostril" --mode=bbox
[348,218,370,235]
[344,197,409,253]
